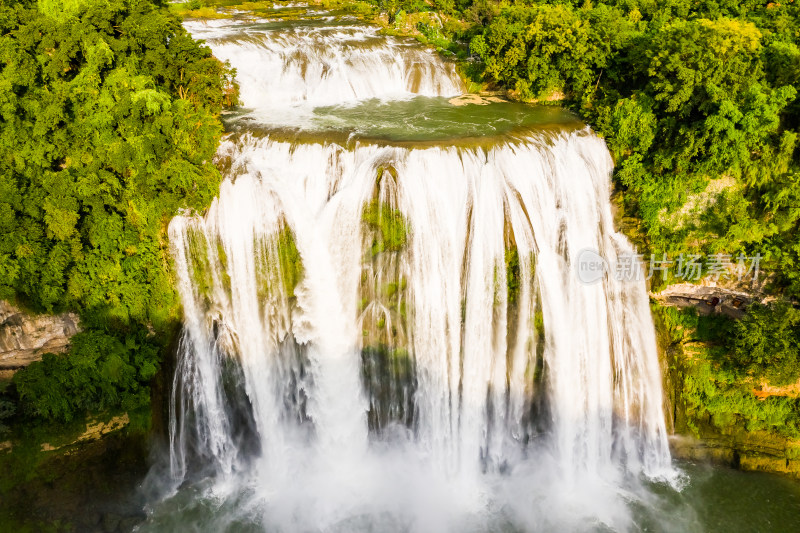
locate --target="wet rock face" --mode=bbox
[669,428,800,479]
[0,300,80,374]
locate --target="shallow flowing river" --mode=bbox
[138,3,800,532]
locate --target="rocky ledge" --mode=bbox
[670,430,800,478]
[0,300,80,377]
[650,282,763,319]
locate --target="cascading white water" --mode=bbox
[184,17,463,126]
[152,5,678,532]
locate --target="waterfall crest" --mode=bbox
[154,5,677,532]
[184,17,463,127]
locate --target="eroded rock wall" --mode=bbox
[0,301,79,377]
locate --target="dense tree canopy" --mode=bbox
[0,0,236,422]
[13,329,162,421]
[0,0,235,329]
[730,301,800,387]
[655,304,800,440]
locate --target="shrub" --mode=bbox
[13,330,161,422]
[729,301,800,386]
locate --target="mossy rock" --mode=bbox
[362,198,408,256]
[276,226,303,298]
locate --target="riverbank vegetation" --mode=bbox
[0,0,236,427]
[656,304,800,440]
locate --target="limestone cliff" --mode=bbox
[0,301,80,378]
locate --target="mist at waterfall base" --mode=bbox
[137,5,799,533]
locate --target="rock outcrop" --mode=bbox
[0,301,80,377]
[669,423,800,479]
[651,282,762,319]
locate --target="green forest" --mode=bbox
[0,0,236,428]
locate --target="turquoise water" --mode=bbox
[306,97,581,142]
[224,96,581,145]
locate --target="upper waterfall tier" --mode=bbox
[184,7,464,128]
[184,4,580,141]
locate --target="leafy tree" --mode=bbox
[637,18,796,181]
[729,302,800,386]
[0,0,236,424]
[470,4,631,100]
[13,330,161,422]
[0,0,235,329]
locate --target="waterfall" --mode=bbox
[183,18,463,127]
[153,6,676,532]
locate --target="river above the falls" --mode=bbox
[136,2,800,532]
